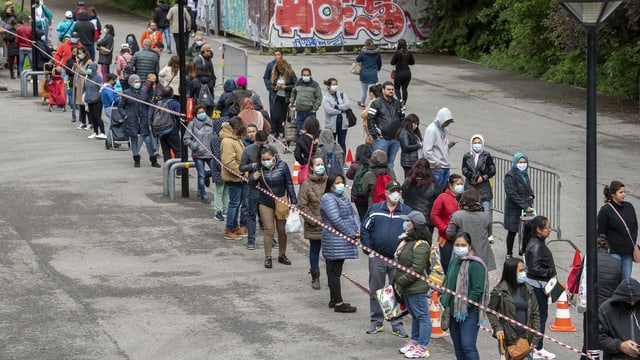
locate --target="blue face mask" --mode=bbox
[472,143,483,153]
[196,40,204,46]
[133,82,141,89]
[127,40,134,45]
[70,37,78,43]
[302,76,311,82]
[86,68,93,75]
[314,166,325,176]
[402,221,409,232]
[77,54,85,60]
[262,160,273,169]
[334,183,345,195]
[196,113,207,121]
[453,246,469,258]
[517,271,527,284]
[454,184,464,195]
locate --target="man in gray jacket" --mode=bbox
[423,107,456,191]
[131,39,160,81]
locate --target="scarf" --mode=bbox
[453,252,491,327]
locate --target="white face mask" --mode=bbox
[330,85,338,92]
[453,246,469,258]
[516,271,527,284]
[516,163,528,171]
[388,191,402,204]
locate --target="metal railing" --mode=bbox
[492,156,563,240]
[221,43,248,83]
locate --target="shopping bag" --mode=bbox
[576,255,587,313]
[375,285,408,321]
[285,210,302,234]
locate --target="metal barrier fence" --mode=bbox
[221,43,248,83]
[492,156,563,240]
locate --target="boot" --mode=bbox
[9,64,15,79]
[150,156,161,168]
[310,268,321,290]
[133,155,141,168]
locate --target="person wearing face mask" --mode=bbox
[361,180,412,337]
[462,134,496,243]
[447,189,496,271]
[83,62,106,139]
[321,77,351,154]
[64,45,80,122]
[297,156,329,289]
[124,34,140,55]
[131,39,160,82]
[118,74,154,168]
[320,173,360,313]
[504,152,535,258]
[361,150,397,207]
[488,257,540,360]
[154,86,182,168]
[290,67,322,135]
[251,147,297,268]
[193,44,217,85]
[184,103,215,204]
[394,211,433,359]
[72,47,91,129]
[397,114,422,177]
[523,215,557,359]
[431,174,464,274]
[598,278,640,360]
[220,117,249,240]
[440,232,490,360]
[73,11,96,61]
[55,11,76,43]
[115,44,133,90]
[423,107,456,191]
[186,35,205,61]
[140,21,164,50]
[96,24,114,80]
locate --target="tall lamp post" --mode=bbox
[555,1,622,359]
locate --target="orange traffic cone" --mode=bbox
[292,161,300,185]
[549,285,576,332]
[345,148,354,164]
[430,292,446,338]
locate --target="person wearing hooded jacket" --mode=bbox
[118,74,156,168]
[153,0,171,54]
[220,117,247,241]
[216,79,237,118]
[83,62,105,139]
[362,150,396,207]
[184,104,215,204]
[74,11,95,61]
[504,152,535,258]
[423,107,456,191]
[355,39,382,108]
[462,134,496,240]
[598,278,640,360]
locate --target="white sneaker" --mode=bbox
[399,340,415,354]
[404,345,430,358]
[87,133,97,139]
[96,133,107,139]
[76,124,86,130]
[533,348,556,359]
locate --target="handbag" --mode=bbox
[98,45,112,56]
[543,276,564,303]
[350,62,361,75]
[507,338,530,360]
[440,306,450,331]
[345,108,357,128]
[297,142,314,184]
[375,285,408,320]
[390,68,396,79]
[607,203,640,263]
[263,176,290,220]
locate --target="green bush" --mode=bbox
[599,44,640,99]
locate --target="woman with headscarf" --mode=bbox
[503,152,535,258]
[462,134,496,242]
[390,39,415,105]
[318,128,344,177]
[237,97,270,134]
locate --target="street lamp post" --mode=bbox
[554,1,623,359]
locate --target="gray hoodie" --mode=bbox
[422,107,453,168]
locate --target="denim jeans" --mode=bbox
[404,293,432,347]
[532,286,548,350]
[225,182,244,231]
[368,256,403,328]
[449,309,480,360]
[482,200,493,235]
[243,185,260,245]
[295,111,316,135]
[432,168,451,192]
[18,49,32,76]
[309,239,321,269]
[130,135,154,157]
[160,27,171,52]
[371,138,400,171]
[194,158,214,198]
[610,253,633,280]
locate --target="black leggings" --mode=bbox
[393,70,412,105]
[272,95,287,136]
[160,131,182,162]
[326,259,345,304]
[87,102,104,134]
[506,231,517,256]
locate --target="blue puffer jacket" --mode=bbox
[356,46,381,84]
[254,159,297,208]
[118,86,151,137]
[320,192,360,261]
[361,202,413,258]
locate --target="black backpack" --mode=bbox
[151,99,175,135]
[196,83,214,106]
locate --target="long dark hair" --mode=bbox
[500,257,524,290]
[355,144,372,165]
[369,84,382,99]
[404,158,435,189]
[324,173,345,194]
[302,116,321,138]
[603,180,624,203]
[257,146,276,165]
[396,114,422,141]
[408,222,433,246]
[521,215,549,254]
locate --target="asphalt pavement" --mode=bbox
[0,0,639,359]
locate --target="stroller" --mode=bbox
[105,105,130,150]
[47,69,67,112]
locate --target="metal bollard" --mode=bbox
[20,70,44,97]
[163,158,185,196]
[168,161,194,201]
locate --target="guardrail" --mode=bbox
[162,159,195,200]
[20,70,44,97]
[221,43,248,82]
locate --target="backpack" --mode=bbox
[322,144,344,177]
[122,56,134,79]
[352,163,370,197]
[373,171,392,204]
[197,83,214,106]
[151,99,175,135]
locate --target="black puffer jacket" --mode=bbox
[462,150,496,202]
[402,182,440,227]
[524,235,557,283]
[503,169,534,233]
[398,127,421,168]
[599,278,640,360]
[253,159,297,208]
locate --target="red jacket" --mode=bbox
[430,188,459,240]
[15,24,32,49]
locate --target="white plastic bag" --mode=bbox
[285,210,302,234]
[577,255,587,313]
